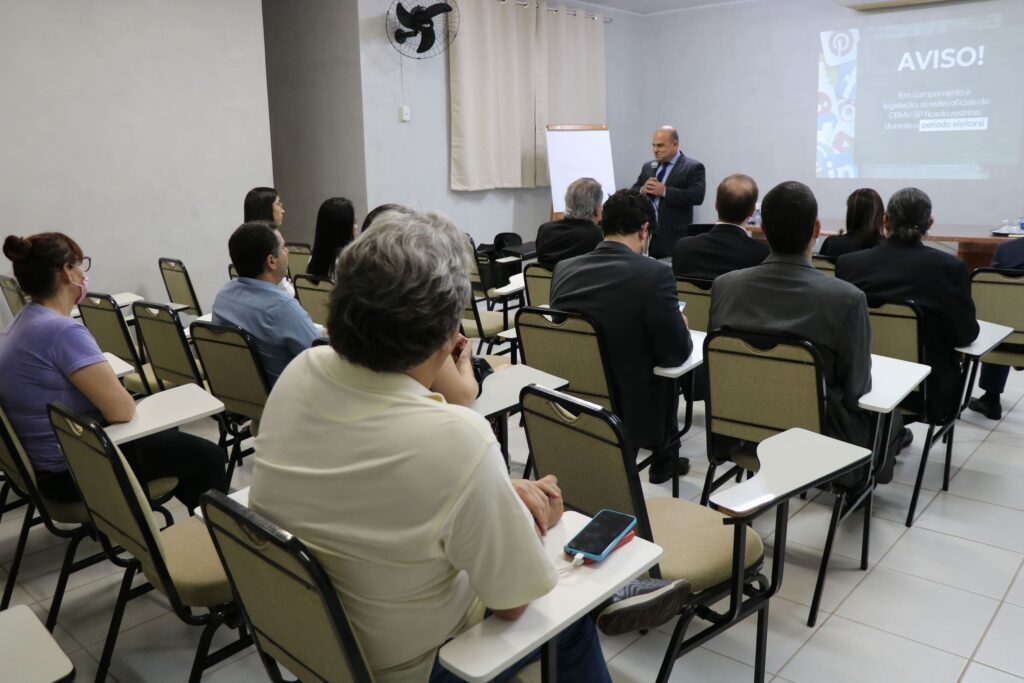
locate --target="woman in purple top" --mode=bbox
[0,232,226,507]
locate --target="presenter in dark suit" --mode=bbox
[968,237,1024,419]
[550,190,694,482]
[672,173,768,281]
[837,187,979,424]
[710,181,901,484]
[631,126,706,258]
[535,177,604,269]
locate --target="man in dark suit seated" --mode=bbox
[968,237,1024,419]
[550,190,694,482]
[631,126,706,258]
[672,173,768,280]
[535,177,605,269]
[837,187,979,425]
[711,181,902,484]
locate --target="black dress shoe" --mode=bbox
[648,456,690,484]
[898,427,913,453]
[596,578,692,636]
[968,396,1002,421]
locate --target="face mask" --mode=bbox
[74,273,89,305]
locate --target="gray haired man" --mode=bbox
[536,177,605,269]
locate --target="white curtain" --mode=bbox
[449,2,606,191]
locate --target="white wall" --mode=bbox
[637,0,1024,226]
[0,0,273,326]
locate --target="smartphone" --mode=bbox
[564,510,637,562]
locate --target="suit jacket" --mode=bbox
[550,241,693,450]
[631,153,706,258]
[672,223,769,280]
[992,238,1024,270]
[836,240,979,422]
[819,233,876,259]
[710,254,875,451]
[535,217,603,269]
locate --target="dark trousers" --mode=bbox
[37,429,227,509]
[429,616,610,683]
[979,362,1012,395]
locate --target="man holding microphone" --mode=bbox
[632,125,707,258]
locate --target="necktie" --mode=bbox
[656,163,668,183]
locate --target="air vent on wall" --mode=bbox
[834,0,956,9]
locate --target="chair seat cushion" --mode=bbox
[148,516,232,607]
[124,363,160,396]
[647,497,763,594]
[463,310,508,339]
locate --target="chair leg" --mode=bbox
[188,615,225,683]
[523,453,535,481]
[860,492,872,571]
[942,424,955,491]
[96,564,138,683]
[656,607,698,683]
[45,533,87,630]
[699,464,717,506]
[808,491,845,627]
[1,503,35,609]
[906,425,936,528]
[754,601,770,683]
[259,651,290,683]
[155,504,174,529]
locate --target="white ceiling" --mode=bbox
[576,0,761,16]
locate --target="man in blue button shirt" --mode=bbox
[213,222,321,386]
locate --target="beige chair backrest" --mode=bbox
[516,308,615,412]
[293,275,334,327]
[0,274,28,317]
[285,242,312,281]
[77,294,151,394]
[706,333,824,444]
[521,389,643,527]
[866,302,921,363]
[158,258,202,316]
[811,257,836,276]
[190,322,269,420]
[523,263,553,307]
[675,278,712,332]
[48,404,171,596]
[0,406,39,501]
[228,264,239,280]
[132,302,201,391]
[202,492,374,683]
[972,269,1024,365]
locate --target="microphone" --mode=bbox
[646,160,658,194]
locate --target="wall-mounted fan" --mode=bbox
[386,1,460,59]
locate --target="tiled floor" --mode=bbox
[4,369,1024,682]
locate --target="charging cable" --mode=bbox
[558,553,585,576]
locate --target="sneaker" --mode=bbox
[648,456,690,484]
[898,427,913,453]
[968,396,1002,421]
[596,578,692,636]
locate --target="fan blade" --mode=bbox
[396,3,418,30]
[417,25,437,53]
[421,3,453,20]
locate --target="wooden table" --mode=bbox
[104,384,224,445]
[438,510,662,683]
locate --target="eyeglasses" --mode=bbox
[71,257,91,272]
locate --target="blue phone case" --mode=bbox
[563,510,638,562]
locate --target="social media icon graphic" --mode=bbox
[836,98,856,124]
[836,60,857,101]
[821,29,859,66]
[832,131,855,153]
[817,91,833,116]
[818,111,838,133]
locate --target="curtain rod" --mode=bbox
[496,0,614,24]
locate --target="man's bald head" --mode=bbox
[651,126,680,162]
[715,174,759,225]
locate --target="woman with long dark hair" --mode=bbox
[819,188,885,258]
[244,186,284,226]
[307,197,357,279]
